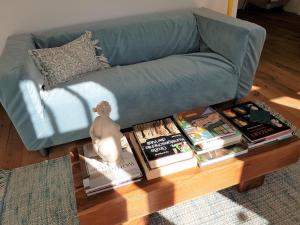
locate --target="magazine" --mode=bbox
[220,101,291,143]
[174,107,239,146]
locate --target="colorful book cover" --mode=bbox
[220,101,291,143]
[133,118,193,168]
[173,107,237,145]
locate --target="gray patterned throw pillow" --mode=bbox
[29,31,110,90]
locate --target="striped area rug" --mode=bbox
[0,156,79,225]
[0,155,299,225]
[149,159,300,225]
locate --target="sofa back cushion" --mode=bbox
[32,10,200,66]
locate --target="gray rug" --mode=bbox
[149,160,300,225]
[0,156,79,225]
[0,156,299,225]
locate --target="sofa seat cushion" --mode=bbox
[38,52,238,147]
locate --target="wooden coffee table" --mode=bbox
[70,100,300,225]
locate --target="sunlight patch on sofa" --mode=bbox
[19,80,55,139]
[65,81,120,121]
[41,82,120,134]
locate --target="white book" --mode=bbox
[85,178,142,196]
[82,136,143,191]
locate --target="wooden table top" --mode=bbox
[70,132,300,225]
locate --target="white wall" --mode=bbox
[284,0,300,15]
[0,0,237,55]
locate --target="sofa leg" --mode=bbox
[233,98,240,105]
[39,148,49,157]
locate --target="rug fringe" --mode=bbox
[0,170,10,221]
[0,170,10,196]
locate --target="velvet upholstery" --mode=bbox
[33,10,200,67]
[0,8,266,151]
[194,8,266,98]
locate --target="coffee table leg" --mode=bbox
[238,175,266,192]
[123,216,149,225]
[39,148,49,157]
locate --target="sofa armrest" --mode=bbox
[194,8,266,98]
[0,34,38,105]
[0,34,46,150]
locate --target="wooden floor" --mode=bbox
[0,9,299,168]
[238,8,300,126]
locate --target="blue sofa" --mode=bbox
[0,8,266,152]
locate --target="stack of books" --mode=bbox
[173,107,246,166]
[220,101,293,149]
[131,118,197,180]
[79,101,294,189]
[79,136,143,196]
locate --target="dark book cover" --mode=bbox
[140,133,190,161]
[220,101,290,142]
[133,118,193,168]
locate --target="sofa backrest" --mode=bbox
[32,10,200,66]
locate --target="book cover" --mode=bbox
[220,101,291,143]
[80,136,143,191]
[133,118,193,169]
[129,132,197,180]
[196,143,248,167]
[174,107,238,145]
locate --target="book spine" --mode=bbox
[198,149,248,167]
[129,133,197,180]
[85,178,142,196]
[247,133,293,149]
